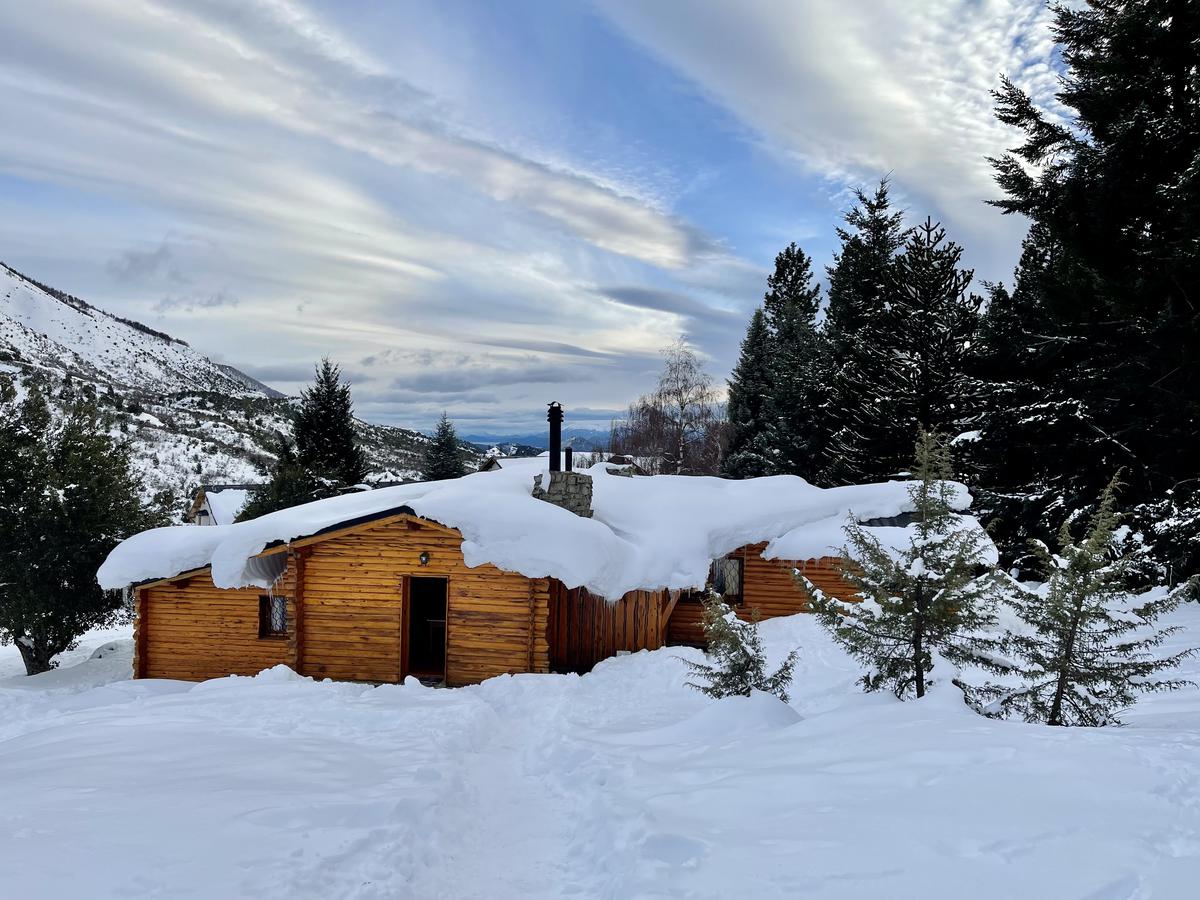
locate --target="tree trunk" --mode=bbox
[16,638,54,676]
[1048,600,1084,726]
[912,582,926,699]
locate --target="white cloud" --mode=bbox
[593,0,1062,279]
[0,0,751,428]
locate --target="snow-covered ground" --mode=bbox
[2,609,1200,899]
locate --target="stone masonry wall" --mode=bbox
[532,471,593,518]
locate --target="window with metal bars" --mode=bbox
[681,556,744,606]
[258,594,288,638]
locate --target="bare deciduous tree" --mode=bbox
[610,340,725,475]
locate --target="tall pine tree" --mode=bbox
[762,243,825,480]
[825,217,982,485]
[966,225,1106,576]
[239,358,367,520]
[722,308,775,478]
[821,182,907,485]
[722,244,824,480]
[986,0,1200,577]
[421,413,466,481]
[294,358,367,488]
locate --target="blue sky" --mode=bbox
[0,0,1063,433]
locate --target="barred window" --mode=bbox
[709,557,744,606]
[258,594,288,638]
[682,556,744,606]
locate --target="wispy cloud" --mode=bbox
[593,0,1060,278]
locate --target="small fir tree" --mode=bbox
[0,380,164,675]
[684,591,798,703]
[421,413,466,481]
[806,430,1002,699]
[977,476,1194,726]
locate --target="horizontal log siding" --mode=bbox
[138,567,294,680]
[299,516,549,687]
[548,582,667,674]
[666,544,856,646]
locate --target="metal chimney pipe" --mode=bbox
[565,446,573,472]
[547,402,563,472]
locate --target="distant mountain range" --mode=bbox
[0,262,477,517]
[464,428,610,452]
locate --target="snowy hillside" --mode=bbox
[1,263,264,395]
[2,605,1200,898]
[0,263,471,514]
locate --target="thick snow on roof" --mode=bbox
[204,488,251,526]
[99,463,974,598]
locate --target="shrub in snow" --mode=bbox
[683,591,798,704]
[805,430,1003,699]
[975,475,1195,726]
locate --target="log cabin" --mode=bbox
[100,407,942,687]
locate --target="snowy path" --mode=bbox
[3,611,1200,898]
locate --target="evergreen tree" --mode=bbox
[721,308,775,478]
[761,243,825,480]
[722,244,823,479]
[965,226,1107,576]
[805,430,1003,699]
[421,413,466,481]
[683,591,798,703]
[821,182,907,485]
[294,358,367,488]
[0,380,164,675]
[825,217,982,485]
[988,0,1200,576]
[976,476,1195,726]
[238,359,367,521]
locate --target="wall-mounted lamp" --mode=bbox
[419,551,430,566]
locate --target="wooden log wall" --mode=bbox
[547,582,666,674]
[136,566,294,680]
[666,543,855,646]
[297,515,549,687]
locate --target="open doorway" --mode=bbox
[405,576,447,682]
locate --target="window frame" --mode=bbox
[258,594,288,639]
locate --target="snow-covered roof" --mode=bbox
[203,488,251,526]
[99,463,974,599]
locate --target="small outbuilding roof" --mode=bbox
[100,463,985,600]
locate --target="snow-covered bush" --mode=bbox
[974,475,1196,726]
[683,591,798,703]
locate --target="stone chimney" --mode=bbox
[533,402,593,517]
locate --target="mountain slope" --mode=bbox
[0,263,471,516]
[1,263,266,396]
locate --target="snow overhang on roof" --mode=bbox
[99,464,983,600]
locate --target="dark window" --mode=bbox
[258,594,288,638]
[682,556,744,606]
